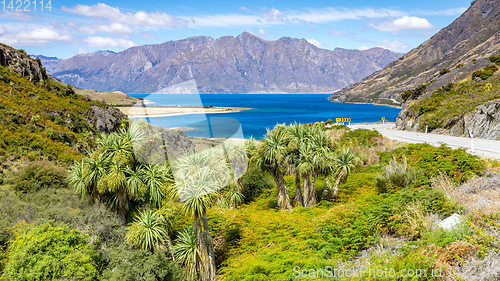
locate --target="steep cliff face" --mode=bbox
[329,0,500,104]
[397,99,500,140]
[0,43,47,84]
[36,33,402,94]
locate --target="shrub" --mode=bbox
[3,222,99,281]
[401,89,413,102]
[375,156,425,193]
[402,83,430,102]
[342,129,382,147]
[395,201,436,239]
[472,64,498,80]
[439,68,450,76]
[380,143,485,183]
[489,54,500,65]
[239,168,273,204]
[100,244,186,281]
[13,161,67,193]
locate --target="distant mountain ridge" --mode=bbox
[36,33,402,94]
[329,0,500,104]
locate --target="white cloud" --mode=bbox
[414,7,467,16]
[239,6,251,13]
[79,23,133,35]
[376,40,409,52]
[358,46,370,50]
[62,3,183,27]
[184,7,407,28]
[328,29,345,37]
[0,11,35,21]
[84,36,137,48]
[0,28,72,46]
[0,25,4,35]
[258,28,266,35]
[306,38,323,47]
[288,7,406,24]
[62,4,410,30]
[371,16,434,33]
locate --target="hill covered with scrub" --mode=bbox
[1,44,500,281]
[329,0,500,105]
[0,43,124,164]
[396,55,500,139]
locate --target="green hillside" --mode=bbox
[1,45,500,281]
[0,45,123,164]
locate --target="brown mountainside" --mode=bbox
[329,0,500,104]
[38,33,402,94]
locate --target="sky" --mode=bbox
[0,0,473,58]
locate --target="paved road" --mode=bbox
[348,124,500,159]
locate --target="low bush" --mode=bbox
[239,168,273,204]
[439,68,451,76]
[401,83,430,102]
[375,156,425,193]
[472,64,498,80]
[100,244,186,281]
[489,54,500,65]
[380,143,484,183]
[342,129,382,147]
[2,222,99,280]
[12,161,67,193]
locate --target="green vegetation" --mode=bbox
[410,76,500,131]
[1,119,497,281]
[401,82,431,102]
[0,46,498,281]
[472,64,498,80]
[0,57,119,163]
[439,68,450,76]
[489,54,500,65]
[3,222,99,280]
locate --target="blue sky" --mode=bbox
[0,0,472,58]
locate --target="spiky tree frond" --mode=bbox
[125,208,169,252]
[67,160,89,198]
[174,226,200,279]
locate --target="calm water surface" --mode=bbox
[128,94,400,139]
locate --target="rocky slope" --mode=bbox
[0,43,125,162]
[36,33,402,94]
[329,0,500,104]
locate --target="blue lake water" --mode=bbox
[128,94,401,139]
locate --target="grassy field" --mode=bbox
[74,88,139,106]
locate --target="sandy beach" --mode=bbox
[119,105,251,118]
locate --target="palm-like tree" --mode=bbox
[174,226,200,279]
[329,148,357,199]
[174,168,217,281]
[67,125,172,224]
[288,124,335,207]
[169,146,234,281]
[125,208,174,258]
[257,125,292,211]
[286,123,308,206]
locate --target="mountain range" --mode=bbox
[36,33,402,94]
[329,0,500,104]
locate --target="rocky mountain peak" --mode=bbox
[0,43,48,84]
[330,0,500,104]
[38,33,403,94]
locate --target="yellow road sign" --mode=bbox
[336,118,351,123]
[382,117,385,120]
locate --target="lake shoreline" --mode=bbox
[119,105,252,118]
